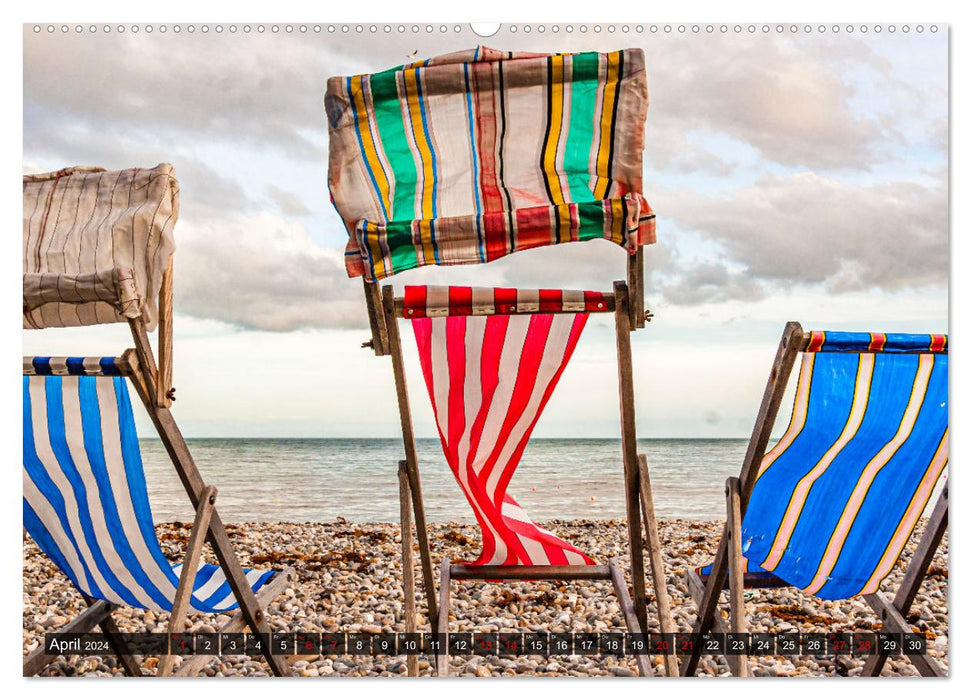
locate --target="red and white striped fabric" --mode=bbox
[406,285,596,567]
[402,286,610,318]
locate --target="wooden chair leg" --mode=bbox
[95,605,142,677]
[725,477,748,677]
[158,485,217,677]
[405,458,439,633]
[614,281,648,633]
[126,372,291,677]
[381,286,438,633]
[683,322,804,676]
[398,462,419,677]
[435,561,452,677]
[863,487,948,677]
[22,599,114,676]
[173,568,294,677]
[637,454,679,676]
[608,559,653,677]
[686,569,728,634]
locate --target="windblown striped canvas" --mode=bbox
[701,331,948,600]
[327,46,653,281]
[23,363,274,613]
[405,286,595,567]
[23,164,178,331]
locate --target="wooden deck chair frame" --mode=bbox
[23,260,293,678]
[365,267,678,678]
[681,321,948,678]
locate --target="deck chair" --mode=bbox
[388,285,675,677]
[22,165,292,677]
[326,46,677,677]
[683,323,948,677]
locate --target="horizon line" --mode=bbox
[138,435,757,441]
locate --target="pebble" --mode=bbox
[22,518,947,677]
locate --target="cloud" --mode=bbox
[654,259,767,306]
[658,170,948,296]
[24,32,330,161]
[174,211,366,331]
[21,118,255,216]
[266,184,311,216]
[648,36,890,170]
[22,28,478,164]
[22,27,948,327]
[645,120,738,176]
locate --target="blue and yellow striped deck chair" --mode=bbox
[22,356,294,677]
[684,323,948,677]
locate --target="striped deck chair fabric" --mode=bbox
[701,331,948,600]
[23,357,274,613]
[404,286,604,567]
[23,164,178,331]
[327,46,653,282]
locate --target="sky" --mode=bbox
[21,22,949,439]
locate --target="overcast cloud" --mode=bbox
[23,26,947,333]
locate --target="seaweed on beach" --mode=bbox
[250,549,372,571]
[757,604,835,626]
[337,528,391,544]
[441,529,475,546]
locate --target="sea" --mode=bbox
[140,438,750,524]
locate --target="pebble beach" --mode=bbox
[23,518,948,677]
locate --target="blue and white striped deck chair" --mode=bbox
[685,324,948,677]
[23,356,292,677]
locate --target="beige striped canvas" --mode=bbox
[23,164,179,331]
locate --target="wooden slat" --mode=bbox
[894,486,948,613]
[398,461,419,677]
[636,455,679,676]
[686,569,728,634]
[608,560,653,677]
[158,485,217,677]
[863,591,945,677]
[449,564,612,581]
[686,568,736,676]
[436,561,451,677]
[696,570,789,590]
[627,247,644,329]
[127,317,159,402]
[613,281,649,634]
[725,477,748,677]
[863,487,948,677]
[363,278,390,356]
[172,568,294,677]
[683,321,804,676]
[21,355,135,376]
[156,256,174,407]
[22,600,113,676]
[382,285,439,631]
[124,342,290,677]
[95,605,142,677]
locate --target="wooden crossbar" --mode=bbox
[393,293,617,318]
[449,564,612,581]
[22,355,135,376]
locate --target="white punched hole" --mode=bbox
[471,22,501,37]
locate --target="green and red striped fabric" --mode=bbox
[326,46,654,281]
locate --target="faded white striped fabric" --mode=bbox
[23,164,179,331]
[23,370,274,613]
